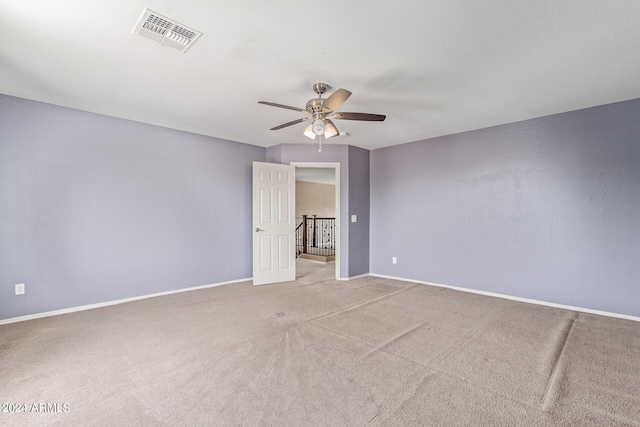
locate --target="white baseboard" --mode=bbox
[337,273,371,281]
[0,277,252,326]
[6,273,636,325]
[369,273,640,323]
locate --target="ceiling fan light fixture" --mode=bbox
[312,119,325,135]
[303,125,315,139]
[324,120,339,139]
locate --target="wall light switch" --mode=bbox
[392,257,397,264]
[15,283,25,295]
[351,215,357,223]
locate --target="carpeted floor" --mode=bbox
[1,259,640,426]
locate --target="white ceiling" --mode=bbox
[2,1,639,150]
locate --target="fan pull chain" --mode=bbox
[318,134,323,152]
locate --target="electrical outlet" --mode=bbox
[392,257,397,264]
[15,283,25,295]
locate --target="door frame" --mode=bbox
[290,162,340,281]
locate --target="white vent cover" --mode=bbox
[132,9,202,52]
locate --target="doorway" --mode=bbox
[291,162,340,280]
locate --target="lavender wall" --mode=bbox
[370,98,640,317]
[348,146,370,276]
[5,92,636,320]
[266,143,370,278]
[0,94,265,321]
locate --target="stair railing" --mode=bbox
[295,215,336,257]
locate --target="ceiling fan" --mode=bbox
[259,83,386,151]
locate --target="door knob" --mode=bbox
[255,228,265,232]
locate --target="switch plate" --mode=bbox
[351,215,357,223]
[392,257,397,264]
[15,283,25,295]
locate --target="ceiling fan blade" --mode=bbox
[270,117,310,131]
[258,101,308,113]
[303,124,315,139]
[323,88,352,112]
[331,112,386,121]
[324,119,339,139]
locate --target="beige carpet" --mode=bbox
[1,260,640,426]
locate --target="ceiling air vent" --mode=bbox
[132,9,202,53]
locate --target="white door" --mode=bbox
[253,161,296,285]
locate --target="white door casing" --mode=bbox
[252,162,296,286]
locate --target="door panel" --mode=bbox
[253,162,296,285]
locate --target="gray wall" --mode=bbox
[266,143,370,278]
[370,98,640,317]
[0,94,265,320]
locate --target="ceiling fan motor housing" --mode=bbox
[306,98,330,114]
[308,83,330,120]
